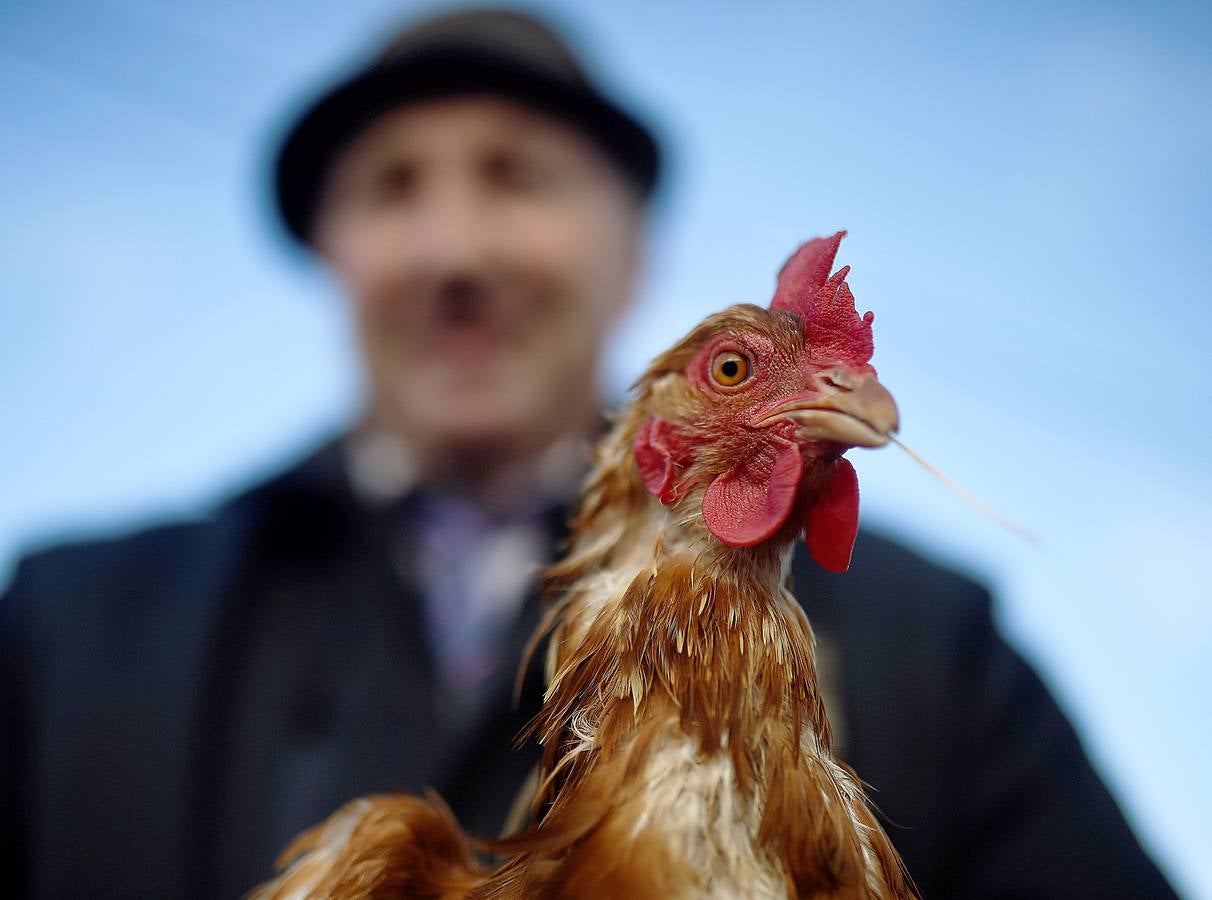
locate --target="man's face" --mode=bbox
[314,95,643,470]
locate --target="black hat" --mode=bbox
[273,7,662,246]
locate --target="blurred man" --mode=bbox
[0,7,1176,899]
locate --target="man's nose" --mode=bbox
[407,177,492,278]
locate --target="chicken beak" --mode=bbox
[756,368,899,448]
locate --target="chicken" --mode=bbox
[252,230,915,899]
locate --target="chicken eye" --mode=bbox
[710,351,750,387]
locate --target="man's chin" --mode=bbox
[414,409,558,466]
[379,380,587,473]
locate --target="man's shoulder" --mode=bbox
[796,526,993,637]
[1,438,346,625]
[0,513,249,660]
[7,514,228,596]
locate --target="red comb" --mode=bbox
[770,230,875,367]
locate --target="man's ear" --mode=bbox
[604,194,647,329]
[308,159,359,269]
[309,197,343,266]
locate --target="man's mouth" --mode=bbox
[425,287,517,356]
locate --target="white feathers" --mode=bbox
[631,730,786,898]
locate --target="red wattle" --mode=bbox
[804,457,861,572]
[702,437,802,547]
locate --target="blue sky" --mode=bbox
[2,1,1210,894]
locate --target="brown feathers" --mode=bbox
[252,297,916,899]
[256,793,486,899]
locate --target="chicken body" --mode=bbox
[253,232,915,899]
[484,389,911,899]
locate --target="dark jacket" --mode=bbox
[0,440,1176,898]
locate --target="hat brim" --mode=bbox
[273,47,661,246]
